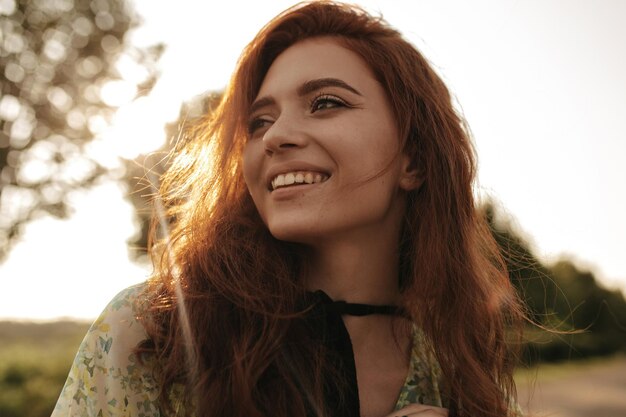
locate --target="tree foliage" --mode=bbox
[484,203,626,363]
[0,0,159,259]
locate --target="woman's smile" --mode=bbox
[265,161,332,192]
[270,171,329,191]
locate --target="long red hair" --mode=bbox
[139,2,524,417]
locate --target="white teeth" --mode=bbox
[271,171,328,190]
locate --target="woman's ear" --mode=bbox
[399,154,423,191]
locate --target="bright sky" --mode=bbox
[1,0,625,320]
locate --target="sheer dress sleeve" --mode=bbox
[51,284,160,417]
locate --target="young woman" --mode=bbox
[53,2,525,417]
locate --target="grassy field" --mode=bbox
[0,321,90,417]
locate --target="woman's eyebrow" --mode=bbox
[249,97,275,115]
[297,77,362,96]
[249,78,362,115]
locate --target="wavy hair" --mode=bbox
[139,2,525,417]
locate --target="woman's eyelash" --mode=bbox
[309,93,349,112]
[247,117,271,134]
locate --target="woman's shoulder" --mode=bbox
[91,282,151,346]
[52,282,161,417]
[99,282,149,324]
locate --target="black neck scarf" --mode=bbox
[300,290,404,417]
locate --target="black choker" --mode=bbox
[310,290,404,317]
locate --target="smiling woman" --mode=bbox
[52,2,525,417]
[243,38,415,245]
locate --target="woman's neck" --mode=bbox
[304,227,402,306]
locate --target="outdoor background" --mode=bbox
[1,0,625,416]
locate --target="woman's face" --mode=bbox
[242,37,415,245]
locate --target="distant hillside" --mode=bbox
[0,320,91,345]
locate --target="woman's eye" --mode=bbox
[247,118,272,135]
[310,94,347,113]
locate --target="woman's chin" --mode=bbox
[267,222,322,245]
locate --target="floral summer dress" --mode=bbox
[51,284,475,416]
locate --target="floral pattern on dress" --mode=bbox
[52,284,161,417]
[394,326,445,410]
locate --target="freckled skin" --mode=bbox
[243,38,414,246]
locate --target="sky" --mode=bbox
[1,0,625,320]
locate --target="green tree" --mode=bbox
[550,260,626,355]
[483,202,626,362]
[483,203,560,323]
[0,0,159,259]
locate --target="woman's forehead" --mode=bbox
[255,37,379,100]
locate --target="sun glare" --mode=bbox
[99,97,169,160]
[99,79,136,107]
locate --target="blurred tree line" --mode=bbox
[485,205,626,363]
[1,0,625,416]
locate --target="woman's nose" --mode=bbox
[262,114,308,156]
